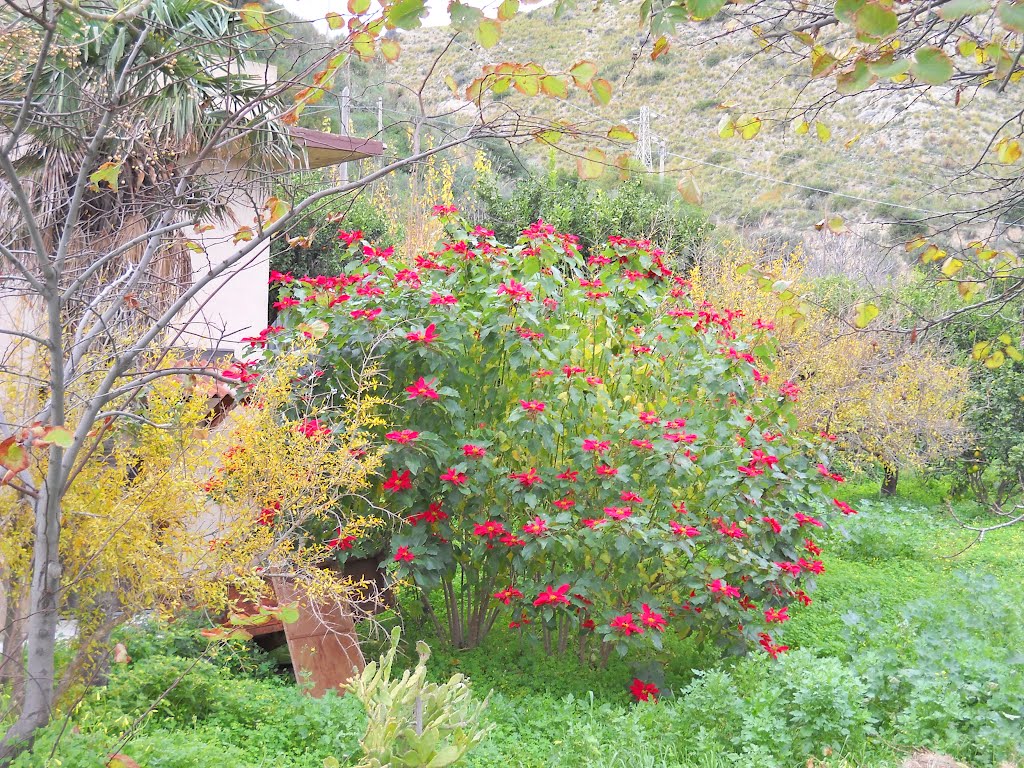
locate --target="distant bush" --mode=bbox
[475,170,712,265]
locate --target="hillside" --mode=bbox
[387,2,1016,275]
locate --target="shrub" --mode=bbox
[256,216,845,668]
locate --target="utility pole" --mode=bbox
[377,97,383,135]
[658,139,666,180]
[339,85,350,184]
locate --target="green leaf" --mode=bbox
[323,758,341,768]
[240,2,270,33]
[498,0,519,20]
[89,161,122,192]
[607,125,637,142]
[352,31,376,60]
[998,0,1024,31]
[938,0,991,19]
[869,54,911,78]
[385,0,426,29]
[591,78,612,105]
[911,46,954,85]
[475,18,502,48]
[854,2,898,36]
[854,301,879,328]
[278,604,300,624]
[834,0,866,25]
[685,0,726,20]
[449,1,484,31]
[326,11,345,29]
[46,427,74,448]
[426,746,463,768]
[380,38,401,62]
[569,60,598,87]
[577,147,606,179]
[349,0,371,13]
[540,75,569,98]
[836,60,877,93]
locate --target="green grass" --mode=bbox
[11,478,1024,768]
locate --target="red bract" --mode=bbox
[492,587,524,605]
[474,520,508,539]
[523,517,548,535]
[765,606,790,624]
[441,468,468,485]
[497,279,534,303]
[670,521,700,537]
[429,292,458,305]
[409,503,447,525]
[640,604,667,632]
[406,323,439,344]
[664,431,698,444]
[631,439,654,450]
[382,470,412,493]
[563,365,585,378]
[326,533,356,550]
[762,516,783,534]
[552,497,575,510]
[629,678,659,702]
[604,506,633,520]
[638,411,660,425]
[610,614,644,636]
[556,470,579,482]
[582,438,611,453]
[405,377,439,400]
[350,307,382,321]
[394,546,415,562]
[462,444,486,458]
[595,464,618,476]
[338,229,363,245]
[758,632,789,660]
[709,579,741,599]
[295,419,330,438]
[520,400,546,413]
[274,296,300,310]
[534,583,572,606]
[833,498,857,515]
[816,463,846,482]
[510,467,542,486]
[794,512,824,528]
[385,429,419,444]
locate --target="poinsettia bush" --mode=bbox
[253,212,850,662]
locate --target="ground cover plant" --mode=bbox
[9,487,1023,768]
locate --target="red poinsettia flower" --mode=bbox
[816,463,845,482]
[523,517,548,535]
[804,538,822,555]
[758,632,789,659]
[765,606,790,624]
[473,520,508,539]
[794,512,824,528]
[385,429,419,444]
[629,678,659,702]
[563,365,585,378]
[496,279,534,303]
[581,438,611,453]
[552,497,575,510]
[509,467,543,486]
[775,561,803,577]
[408,502,447,525]
[709,579,741,599]
[273,296,300,310]
[429,292,458,305]
[620,491,643,503]
[295,419,330,438]
[520,399,546,413]
[393,546,415,562]
[716,521,746,539]
[326,533,357,550]
[533,583,572,606]
[462,444,487,458]
[406,323,439,344]
[585,376,603,386]
[833,498,857,515]
[798,558,825,574]
[405,377,439,400]
[492,587,524,605]
[638,411,660,426]
[350,307,382,321]
[581,518,608,528]
[595,464,618,476]
[738,464,764,478]
[762,516,782,534]
[604,506,633,520]
[556,469,579,482]
[670,521,700,537]
[610,614,644,636]
[441,467,468,485]
[630,439,653,450]
[382,469,412,493]
[338,229,363,245]
[640,604,667,632]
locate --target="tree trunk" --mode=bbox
[0,486,63,766]
[0,575,31,714]
[881,465,899,496]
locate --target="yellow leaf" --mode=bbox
[718,114,736,138]
[233,226,254,244]
[940,256,964,276]
[380,38,401,62]
[240,2,271,33]
[577,147,606,179]
[794,118,810,135]
[736,114,762,140]
[652,36,670,60]
[853,301,879,328]
[996,137,1022,163]
[815,121,832,142]
[326,11,345,28]
[677,174,703,205]
[263,197,290,226]
[590,78,613,106]
[607,125,637,142]
[89,161,122,192]
[984,349,1006,368]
